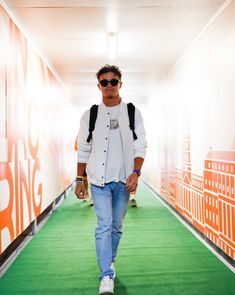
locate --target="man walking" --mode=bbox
[75,64,147,295]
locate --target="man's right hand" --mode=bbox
[75,183,85,199]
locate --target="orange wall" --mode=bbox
[144,1,235,260]
[0,6,77,255]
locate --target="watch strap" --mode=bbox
[133,169,141,176]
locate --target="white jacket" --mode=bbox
[77,100,147,187]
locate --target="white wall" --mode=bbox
[144,0,235,259]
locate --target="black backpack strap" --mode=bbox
[127,102,137,140]
[86,104,98,143]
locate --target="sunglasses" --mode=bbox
[99,79,120,87]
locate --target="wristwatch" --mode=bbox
[133,169,141,176]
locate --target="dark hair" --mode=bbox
[96,64,122,81]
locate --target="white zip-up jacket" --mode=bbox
[77,100,147,187]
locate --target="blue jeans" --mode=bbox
[91,182,130,280]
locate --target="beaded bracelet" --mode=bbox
[76,176,84,184]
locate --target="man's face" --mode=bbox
[97,72,122,99]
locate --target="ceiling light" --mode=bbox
[107,32,117,61]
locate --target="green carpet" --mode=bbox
[0,183,235,295]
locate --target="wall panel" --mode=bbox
[0,5,76,255]
[144,0,235,260]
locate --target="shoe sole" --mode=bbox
[100,293,113,295]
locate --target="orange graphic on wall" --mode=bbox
[0,5,75,256]
[0,15,43,255]
[161,134,235,259]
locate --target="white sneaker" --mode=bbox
[110,262,116,279]
[129,198,137,207]
[99,275,114,295]
[89,198,93,207]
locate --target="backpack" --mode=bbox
[86,103,137,143]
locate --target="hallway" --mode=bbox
[1,1,235,293]
[1,183,235,294]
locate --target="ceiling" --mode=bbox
[4,0,226,107]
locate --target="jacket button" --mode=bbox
[105,138,108,140]
[104,150,106,153]
[107,125,109,128]
[102,163,104,165]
